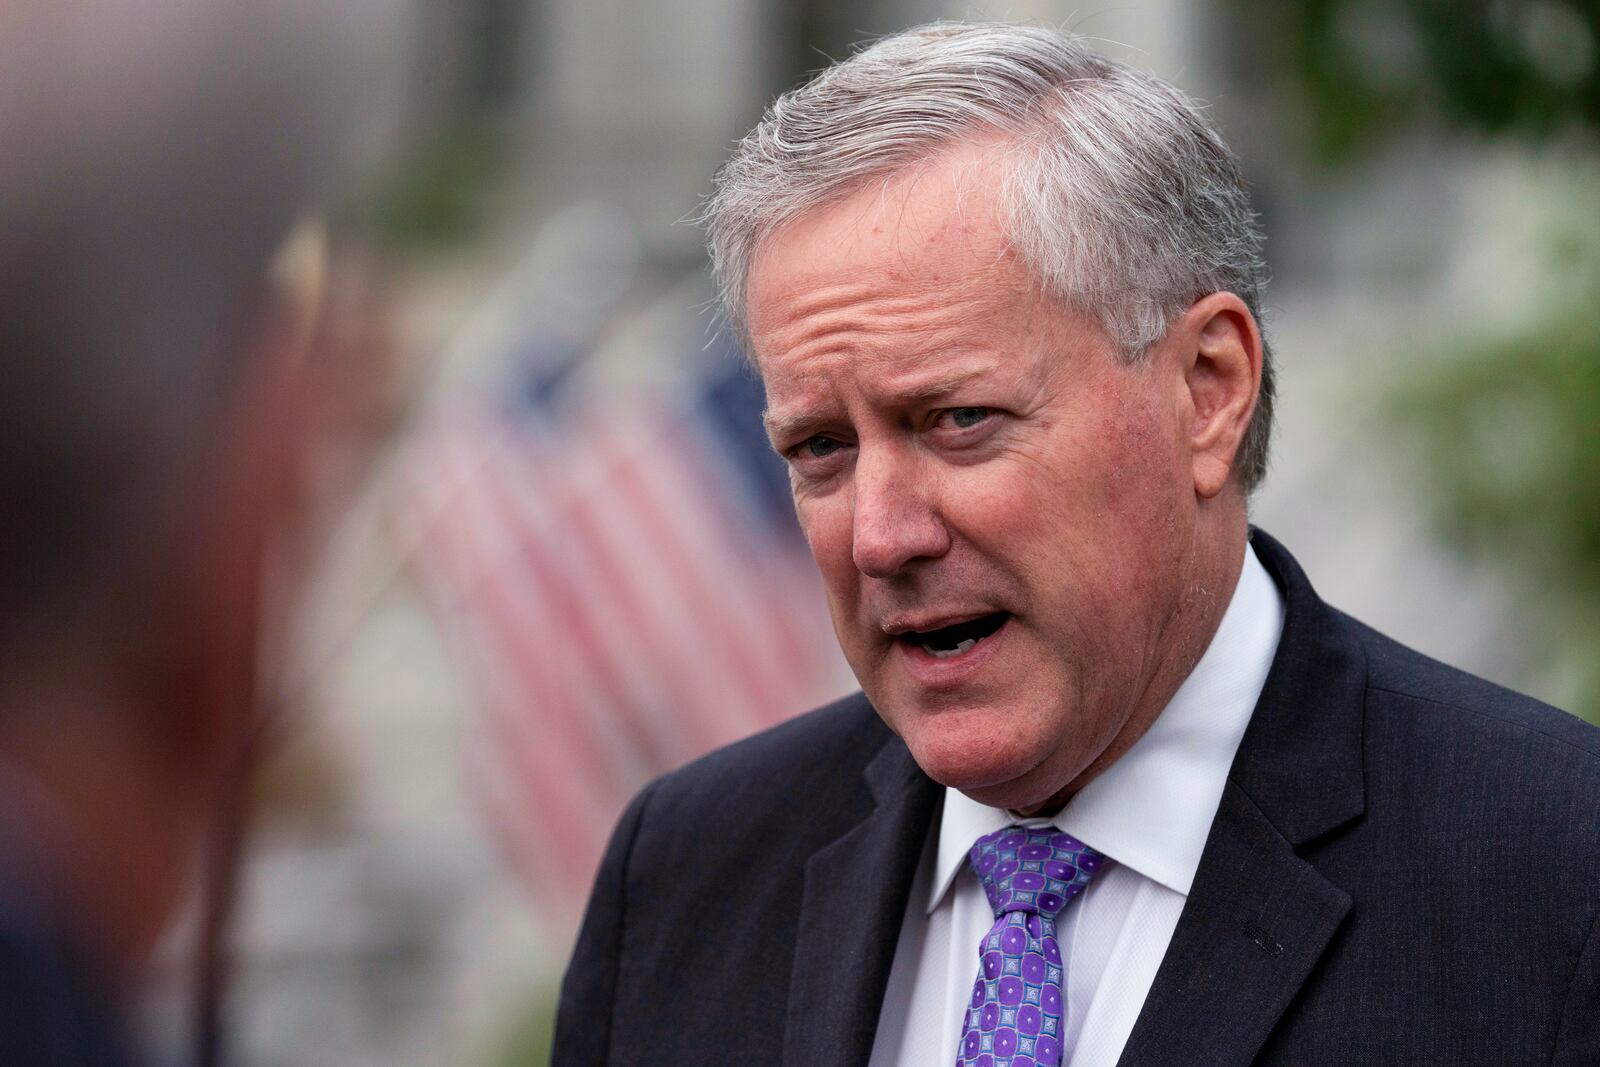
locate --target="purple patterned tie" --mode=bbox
[955,826,1103,1067]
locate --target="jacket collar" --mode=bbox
[782,731,941,1067]
[1228,528,1367,847]
[1117,527,1367,1066]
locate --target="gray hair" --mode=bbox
[704,21,1274,490]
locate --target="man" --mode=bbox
[0,2,394,1062]
[555,23,1600,1066]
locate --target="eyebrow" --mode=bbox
[761,364,992,445]
[761,407,822,447]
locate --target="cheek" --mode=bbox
[796,496,857,598]
[946,429,1119,556]
[949,418,1185,615]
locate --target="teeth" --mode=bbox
[922,637,978,658]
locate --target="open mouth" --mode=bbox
[898,612,1010,659]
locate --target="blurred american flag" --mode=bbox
[400,305,849,909]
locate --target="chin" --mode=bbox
[898,712,1054,803]
[879,689,1098,812]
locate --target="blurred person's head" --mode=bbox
[705,23,1269,814]
[0,0,396,985]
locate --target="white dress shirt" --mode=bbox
[869,543,1284,1066]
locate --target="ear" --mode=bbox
[1176,292,1262,499]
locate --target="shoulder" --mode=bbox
[1242,531,1600,1060]
[1250,526,1600,881]
[653,690,888,802]
[1349,613,1600,779]
[1252,527,1600,791]
[1337,613,1600,911]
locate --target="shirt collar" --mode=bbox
[928,541,1284,913]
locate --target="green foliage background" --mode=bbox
[1252,0,1600,722]
[1275,0,1599,157]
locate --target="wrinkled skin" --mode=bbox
[747,144,1261,814]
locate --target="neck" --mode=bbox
[1023,508,1250,817]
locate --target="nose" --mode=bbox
[850,444,950,578]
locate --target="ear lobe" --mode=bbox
[1181,293,1262,499]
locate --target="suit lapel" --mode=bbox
[782,735,940,1067]
[1119,530,1368,1066]
[1115,782,1351,1066]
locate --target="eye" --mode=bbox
[945,406,991,429]
[799,435,843,459]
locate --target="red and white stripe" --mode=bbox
[398,391,850,908]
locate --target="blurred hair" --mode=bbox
[704,21,1275,490]
[0,0,397,663]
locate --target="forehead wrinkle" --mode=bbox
[869,361,993,403]
[758,275,1050,434]
[760,276,1000,365]
[801,294,989,348]
[749,156,1032,363]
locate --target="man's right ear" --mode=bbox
[1175,292,1262,500]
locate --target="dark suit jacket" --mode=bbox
[555,531,1600,1065]
[0,839,141,1067]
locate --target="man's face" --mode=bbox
[747,147,1212,813]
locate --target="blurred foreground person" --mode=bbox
[0,3,390,1063]
[557,22,1600,1066]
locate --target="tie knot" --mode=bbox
[968,825,1102,919]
